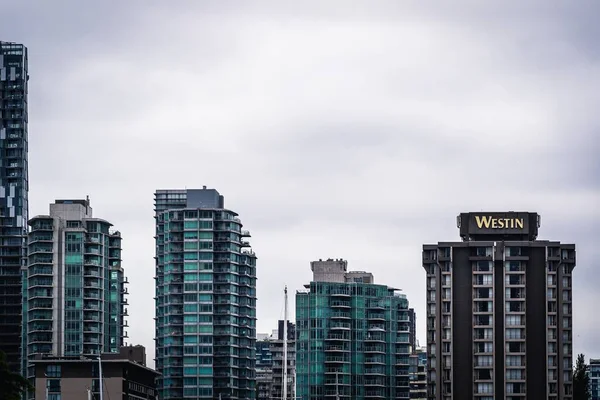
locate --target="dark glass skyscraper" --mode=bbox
[423,212,575,400]
[0,41,29,371]
[154,188,257,400]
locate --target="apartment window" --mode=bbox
[47,379,61,393]
[506,369,525,380]
[507,261,522,272]
[507,247,521,257]
[442,275,451,286]
[505,328,522,339]
[506,315,522,326]
[506,356,522,367]
[45,365,61,378]
[442,302,450,313]
[428,304,436,315]
[428,277,436,289]
[476,356,492,367]
[476,301,492,312]
[474,247,486,257]
[506,342,524,353]
[476,275,493,285]
[476,261,491,271]
[475,328,493,340]
[477,383,493,393]
[476,342,493,353]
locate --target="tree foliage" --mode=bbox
[573,353,591,400]
[0,351,33,400]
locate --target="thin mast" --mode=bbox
[283,286,288,400]
[98,356,104,400]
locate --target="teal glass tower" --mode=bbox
[0,41,29,372]
[154,188,257,400]
[25,199,128,378]
[296,259,411,399]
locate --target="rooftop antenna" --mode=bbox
[283,286,288,400]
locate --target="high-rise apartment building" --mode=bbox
[296,259,411,399]
[0,40,29,372]
[154,188,257,400]
[423,212,576,400]
[25,199,128,378]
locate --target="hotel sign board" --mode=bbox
[466,212,530,235]
[458,212,539,240]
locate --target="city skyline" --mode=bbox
[1,0,599,374]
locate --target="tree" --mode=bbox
[573,353,591,400]
[0,350,33,400]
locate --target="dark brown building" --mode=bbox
[423,212,575,400]
[32,345,159,400]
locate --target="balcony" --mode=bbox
[330,301,351,309]
[330,322,351,330]
[365,345,385,353]
[325,356,350,363]
[325,344,349,352]
[364,368,385,376]
[365,356,386,365]
[368,324,385,332]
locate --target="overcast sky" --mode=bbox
[2,1,599,368]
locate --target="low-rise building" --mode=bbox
[31,345,158,400]
[409,348,427,399]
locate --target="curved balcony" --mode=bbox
[330,301,351,309]
[330,322,351,330]
[364,390,386,398]
[28,322,52,333]
[364,345,386,354]
[330,311,351,319]
[365,356,386,365]
[28,333,53,344]
[367,313,385,321]
[364,378,386,387]
[29,289,52,300]
[331,290,350,298]
[325,344,349,352]
[368,324,386,332]
[325,356,350,364]
[364,368,386,376]
[28,278,53,289]
[364,335,385,343]
[326,334,350,341]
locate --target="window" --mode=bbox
[506,315,522,326]
[46,365,61,378]
[47,379,61,392]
